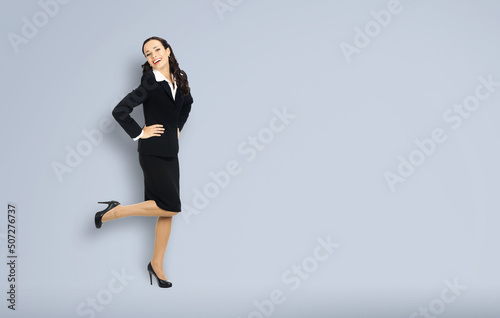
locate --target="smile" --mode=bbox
[153,58,162,64]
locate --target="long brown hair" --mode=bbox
[141,36,190,96]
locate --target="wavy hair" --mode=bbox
[141,36,190,96]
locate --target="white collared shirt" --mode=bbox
[133,69,177,141]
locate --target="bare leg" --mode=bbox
[151,216,173,280]
[102,200,179,222]
[100,200,177,281]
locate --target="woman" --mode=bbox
[94,36,194,288]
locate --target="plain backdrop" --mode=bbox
[1,0,500,317]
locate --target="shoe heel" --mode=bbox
[98,201,113,204]
[149,270,153,285]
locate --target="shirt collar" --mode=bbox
[152,69,175,84]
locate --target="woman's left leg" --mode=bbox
[150,216,173,281]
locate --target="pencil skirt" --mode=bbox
[138,153,181,212]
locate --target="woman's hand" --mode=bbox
[177,128,180,138]
[141,124,164,139]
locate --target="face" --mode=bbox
[143,39,170,70]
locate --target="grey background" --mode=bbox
[1,0,500,317]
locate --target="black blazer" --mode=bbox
[112,69,193,157]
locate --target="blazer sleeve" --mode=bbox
[178,90,193,132]
[112,77,149,139]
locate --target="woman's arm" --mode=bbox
[112,81,149,139]
[177,91,193,133]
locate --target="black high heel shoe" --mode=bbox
[94,201,120,229]
[147,262,172,288]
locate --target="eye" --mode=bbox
[146,53,151,57]
[156,48,160,51]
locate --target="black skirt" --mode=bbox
[138,153,181,212]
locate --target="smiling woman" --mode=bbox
[93,35,194,289]
[141,36,191,98]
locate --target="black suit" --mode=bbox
[112,69,193,157]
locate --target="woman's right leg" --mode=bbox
[150,216,173,281]
[101,200,179,222]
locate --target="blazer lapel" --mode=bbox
[159,80,183,107]
[150,69,180,105]
[159,81,174,102]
